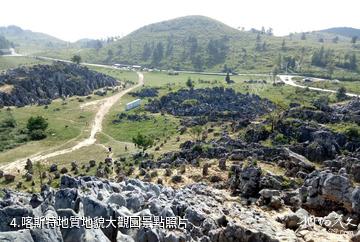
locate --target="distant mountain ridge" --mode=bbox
[1,17,360,80]
[320,27,360,38]
[71,15,359,78]
[0,25,67,53]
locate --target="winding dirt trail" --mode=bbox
[279,75,360,98]
[0,72,144,172]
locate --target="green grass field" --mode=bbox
[0,66,138,164]
[296,79,360,95]
[0,56,50,71]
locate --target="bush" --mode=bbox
[27,116,48,132]
[336,86,347,101]
[29,129,47,140]
[0,117,16,128]
[273,133,288,144]
[345,126,360,139]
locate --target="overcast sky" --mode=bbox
[1,0,359,42]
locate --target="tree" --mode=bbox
[332,36,339,43]
[311,46,333,68]
[27,116,48,132]
[281,39,286,51]
[301,33,306,40]
[27,116,48,140]
[34,161,45,189]
[348,53,358,70]
[142,43,152,61]
[268,105,285,133]
[132,133,154,152]
[272,66,279,84]
[152,42,164,65]
[266,27,273,36]
[186,77,194,89]
[189,126,203,141]
[336,86,347,101]
[351,36,358,44]
[71,55,81,64]
[225,72,231,84]
[261,26,266,34]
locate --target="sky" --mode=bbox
[1,0,360,42]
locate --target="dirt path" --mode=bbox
[0,72,144,172]
[279,75,360,98]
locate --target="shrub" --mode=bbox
[0,117,16,128]
[345,126,360,139]
[336,86,347,101]
[27,116,48,132]
[29,129,47,140]
[273,133,288,144]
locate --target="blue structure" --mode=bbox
[126,99,141,111]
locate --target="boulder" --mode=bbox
[30,206,63,242]
[230,165,262,198]
[82,196,116,241]
[49,164,58,172]
[0,205,33,231]
[299,170,354,216]
[107,194,126,207]
[55,188,80,212]
[89,160,96,167]
[60,167,68,174]
[0,229,34,242]
[4,174,15,183]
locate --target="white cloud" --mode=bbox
[1,0,359,41]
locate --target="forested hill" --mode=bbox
[66,15,360,79]
[1,15,355,80]
[0,25,67,53]
[0,35,13,50]
[320,27,360,38]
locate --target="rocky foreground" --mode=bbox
[0,62,118,107]
[0,171,359,242]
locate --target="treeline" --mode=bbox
[140,35,229,70]
[311,46,357,71]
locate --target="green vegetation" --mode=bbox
[336,86,347,101]
[104,111,178,143]
[132,132,154,152]
[189,126,203,141]
[0,35,12,49]
[0,114,28,151]
[27,116,48,140]
[0,65,136,164]
[327,122,360,140]
[0,56,50,71]
[71,55,81,64]
[32,16,360,81]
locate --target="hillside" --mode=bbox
[320,27,360,38]
[14,15,360,80]
[0,25,67,54]
[0,35,13,50]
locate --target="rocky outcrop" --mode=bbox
[0,62,117,107]
[299,169,360,217]
[130,87,159,98]
[145,87,274,123]
[0,175,301,242]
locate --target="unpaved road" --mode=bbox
[0,72,144,172]
[279,75,360,98]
